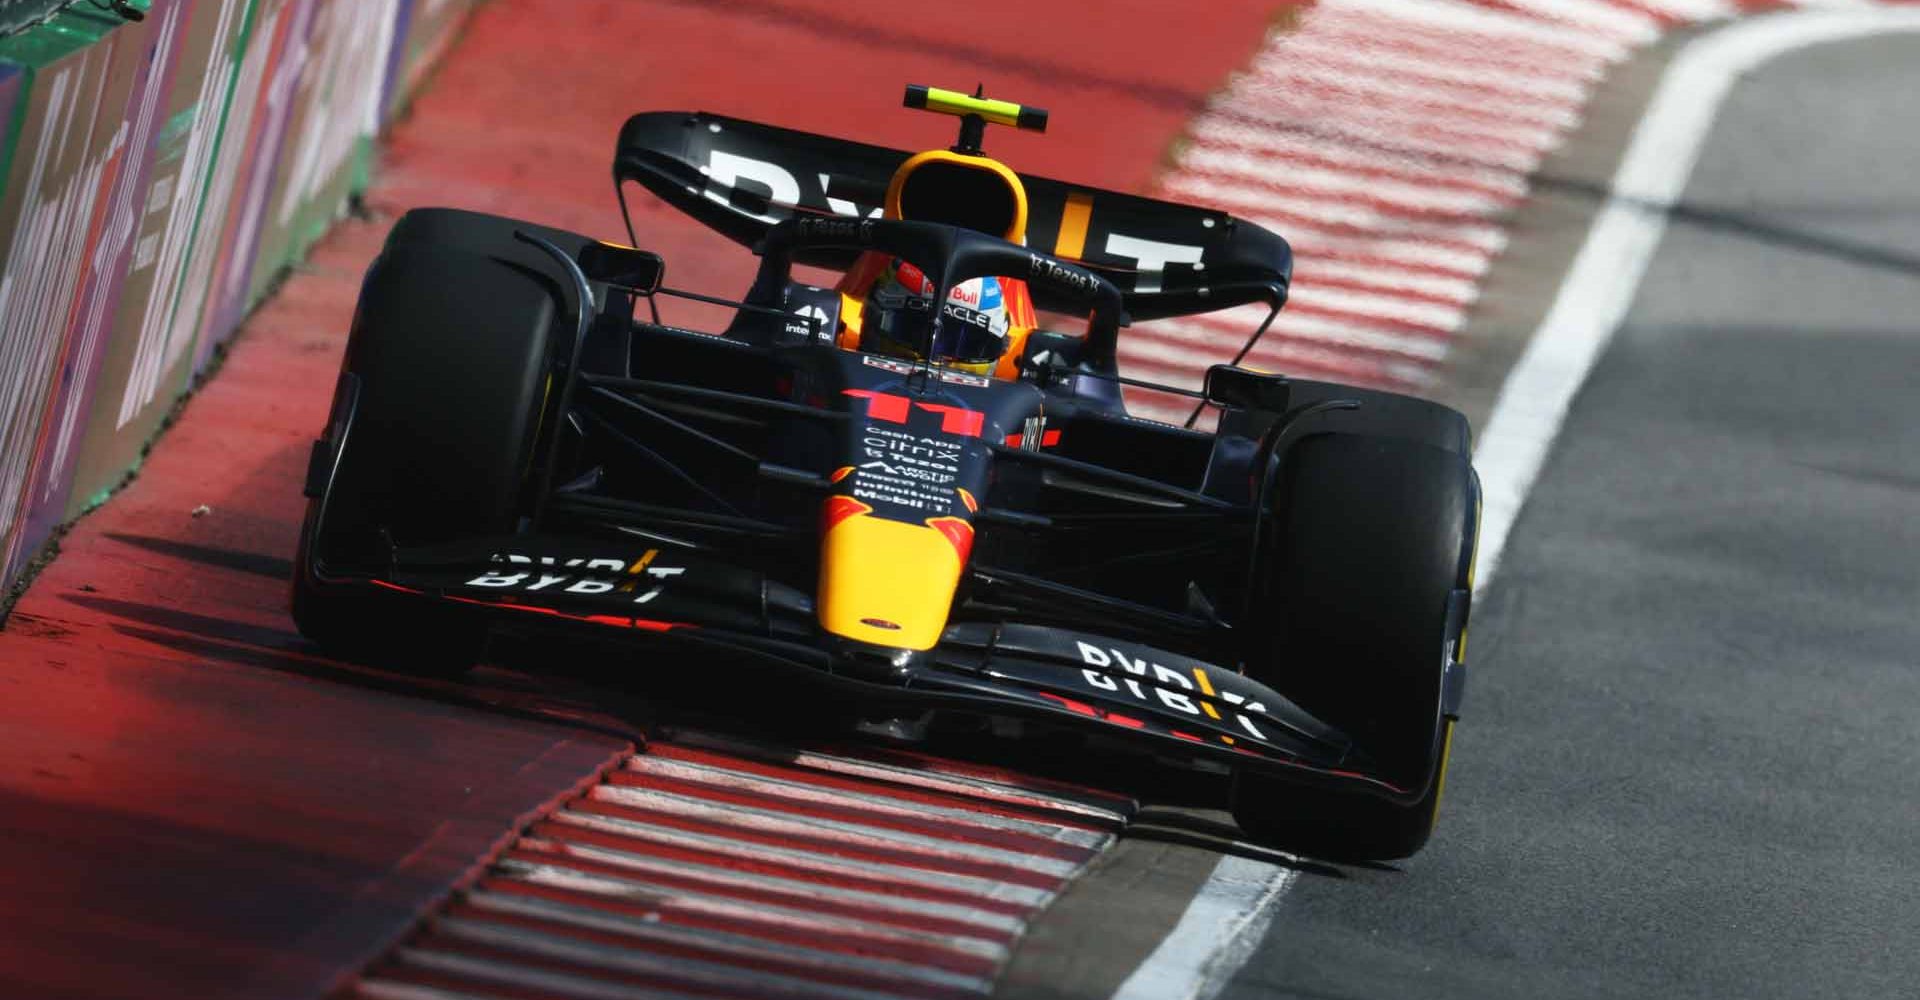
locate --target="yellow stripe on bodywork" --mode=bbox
[1053,192,1093,260]
[818,513,963,650]
[1191,667,1222,717]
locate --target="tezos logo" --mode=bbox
[796,215,873,243]
[1027,254,1099,296]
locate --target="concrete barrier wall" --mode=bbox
[0,0,479,597]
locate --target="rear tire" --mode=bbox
[1231,432,1474,861]
[292,211,573,676]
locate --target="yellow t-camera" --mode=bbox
[904,85,1049,133]
[903,85,1048,156]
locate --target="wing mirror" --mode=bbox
[1204,364,1291,413]
[576,241,664,295]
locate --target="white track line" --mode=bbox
[1114,9,1920,1000]
[1109,857,1299,1000]
[1474,7,1920,585]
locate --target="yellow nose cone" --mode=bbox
[818,502,971,651]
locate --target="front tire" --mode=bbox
[292,211,573,675]
[1232,432,1475,861]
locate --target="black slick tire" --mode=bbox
[1232,432,1474,861]
[292,214,565,676]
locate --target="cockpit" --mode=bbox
[832,85,1049,379]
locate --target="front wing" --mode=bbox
[323,533,1430,804]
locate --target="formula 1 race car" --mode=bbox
[293,86,1480,861]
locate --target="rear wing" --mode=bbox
[615,111,1291,321]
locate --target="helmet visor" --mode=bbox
[862,264,1009,370]
[932,301,1009,366]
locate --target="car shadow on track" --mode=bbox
[102,533,294,581]
[64,593,647,742]
[61,589,1396,879]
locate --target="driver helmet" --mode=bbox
[861,258,1010,375]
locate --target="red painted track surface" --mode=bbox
[0,3,1278,997]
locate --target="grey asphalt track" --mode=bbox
[1217,31,1920,1000]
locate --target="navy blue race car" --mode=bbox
[293,86,1481,861]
